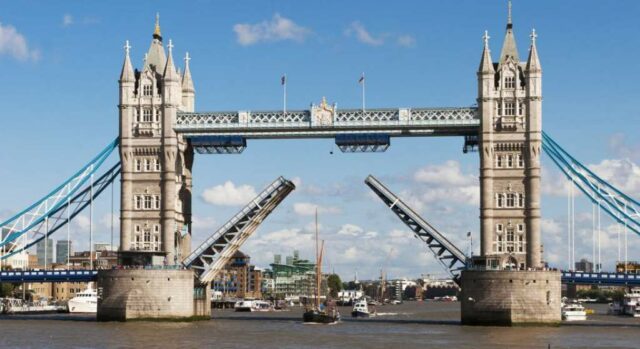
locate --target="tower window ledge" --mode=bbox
[496,116,518,131]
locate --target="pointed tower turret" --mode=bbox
[525,29,541,73]
[119,40,135,104]
[146,13,167,74]
[477,30,496,259]
[163,39,180,82]
[181,52,195,112]
[478,31,495,74]
[120,40,135,83]
[498,0,519,66]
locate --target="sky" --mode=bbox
[0,1,639,280]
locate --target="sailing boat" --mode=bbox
[302,209,340,324]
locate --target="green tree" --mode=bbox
[0,283,14,297]
[327,274,343,298]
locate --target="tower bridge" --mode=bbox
[1,4,639,325]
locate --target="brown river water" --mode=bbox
[0,302,638,348]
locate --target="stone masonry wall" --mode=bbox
[97,269,195,321]
[460,270,561,325]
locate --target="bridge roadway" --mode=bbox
[175,107,479,139]
[2,269,640,286]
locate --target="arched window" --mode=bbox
[518,193,525,208]
[504,75,515,89]
[144,231,151,242]
[506,193,516,207]
[143,84,152,96]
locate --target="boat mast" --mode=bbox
[315,208,320,309]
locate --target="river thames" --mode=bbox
[0,302,638,348]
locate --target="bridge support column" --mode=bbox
[97,269,209,321]
[460,270,561,325]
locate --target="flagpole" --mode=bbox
[361,72,366,115]
[283,74,287,116]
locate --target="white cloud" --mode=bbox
[345,21,385,46]
[0,21,40,62]
[589,159,640,197]
[337,224,363,236]
[344,21,415,48]
[414,160,475,186]
[412,161,479,205]
[191,215,217,230]
[293,202,341,216]
[62,14,73,27]
[396,35,416,47]
[201,181,257,206]
[72,214,91,231]
[233,14,310,46]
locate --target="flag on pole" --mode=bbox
[358,72,365,84]
[282,74,287,115]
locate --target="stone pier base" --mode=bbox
[460,270,561,326]
[97,269,210,321]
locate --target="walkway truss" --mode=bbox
[365,175,468,284]
[543,132,640,236]
[0,139,120,260]
[183,177,296,284]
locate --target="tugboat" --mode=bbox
[303,210,340,324]
[351,299,371,318]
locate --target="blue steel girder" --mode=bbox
[174,107,479,140]
[0,269,98,283]
[561,271,640,286]
[183,177,296,284]
[542,132,640,235]
[0,138,118,249]
[365,175,468,284]
[1,163,121,260]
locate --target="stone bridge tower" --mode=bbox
[477,5,542,270]
[118,15,195,265]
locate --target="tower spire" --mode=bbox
[163,39,179,81]
[120,40,134,82]
[478,30,494,73]
[182,52,195,93]
[153,12,162,41]
[498,0,519,65]
[526,29,541,72]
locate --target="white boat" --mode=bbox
[234,300,273,312]
[68,287,97,313]
[2,298,62,314]
[623,287,640,317]
[351,299,371,318]
[562,302,587,321]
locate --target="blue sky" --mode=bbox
[0,1,639,279]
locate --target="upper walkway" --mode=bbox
[175,107,479,139]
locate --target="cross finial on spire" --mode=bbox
[483,30,490,47]
[530,28,537,44]
[184,52,191,65]
[508,0,512,25]
[167,39,174,53]
[124,40,131,55]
